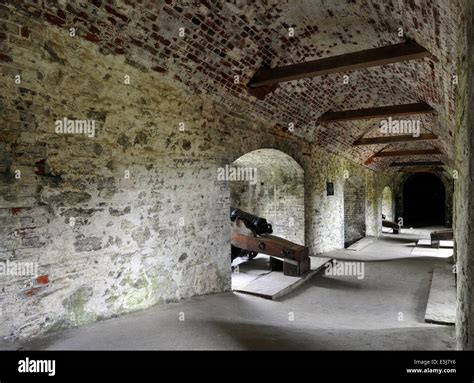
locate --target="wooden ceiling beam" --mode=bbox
[354,133,437,146]
[248,40,433,88]
[390,160,444,167]
[318,102,435,123]
[372,148,442,158]
[398,166,443,172]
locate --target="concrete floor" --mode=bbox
[323,226,449,261]
[8,229,455,350]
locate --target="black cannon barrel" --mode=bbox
[230,207,273,235]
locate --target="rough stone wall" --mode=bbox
[343,176,366,246]
[0,20,313,340]
[454,0,473,350]
[382,186,393,221]
[305,148,386,254]
[0,24,237,340]
[230,149,304,245]
[0,7,390,341]
[365,172,382,238]
[439,172,454,228]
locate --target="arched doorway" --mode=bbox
[228,149,305,288]
[382,186,393,221]
[344,175,366,247]
[402,172,446,227]
[229,149,305,244]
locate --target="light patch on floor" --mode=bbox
[412,240,454,258]
[322,227,452,262]
[231,255,272,291]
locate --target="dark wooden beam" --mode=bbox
[364,147,389,165]
[318,102,435,123]
[372,148,442,157]
[354,133,437,146]
[398,166,443,173]
[248,83,279,100]
[248,40,433,88]
[390,160,444,167]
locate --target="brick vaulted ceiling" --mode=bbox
[8,0,460,171]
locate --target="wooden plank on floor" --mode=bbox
[346,237,374,251]
[234,256,329,300]
[424,263,456,325]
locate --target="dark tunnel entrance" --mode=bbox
[402,172,446,227]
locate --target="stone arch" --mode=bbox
[228,143,307,174]
[229,148,305,245]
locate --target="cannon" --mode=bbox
[382,214,400,234]
[230,207,273,236]
[230,207,310,277]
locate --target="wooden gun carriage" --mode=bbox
[230,208,310,277]
[430,229,453,248]
[382,214,400,234]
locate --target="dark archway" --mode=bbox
[402,172,446,227]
